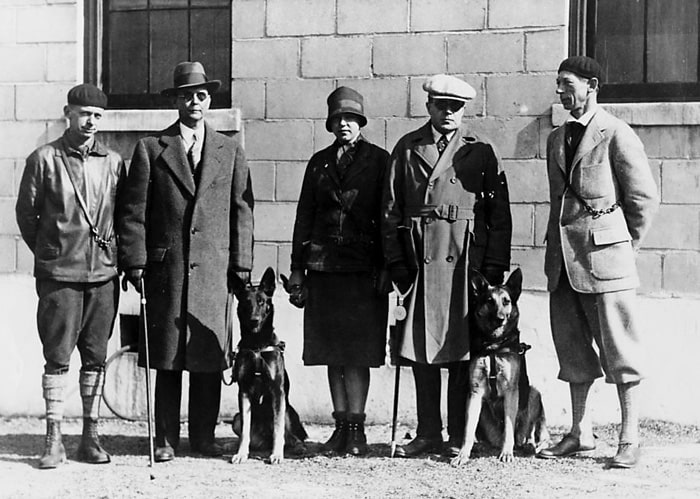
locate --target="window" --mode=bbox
[85,0,231,109]
[570,0,700,102]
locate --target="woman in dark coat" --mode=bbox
[288,87,389,456]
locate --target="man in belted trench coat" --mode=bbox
[117,62,254,462]
[537,56,658,469]
[382,74,512,457]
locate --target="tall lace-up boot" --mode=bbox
[76,370,111,464]
[39,373,67,469]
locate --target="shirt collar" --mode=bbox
[566,109,596,127]
[61,131,106,157]
[430,125,456,143]
[180,121,205,147]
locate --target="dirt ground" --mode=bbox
[1,417,699,498]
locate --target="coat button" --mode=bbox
[190,262,198,269]
[428,181,434,188]
[446,255,454,262]
[450,177,457,184]
[191,228,197,235]
[424,257,431,264]
[425,217,433,225]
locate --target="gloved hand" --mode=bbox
[285,270,307,308]
[228,270,251,295]
[480,265,506,286]
[121,268,144,293]
[389,262,414,294]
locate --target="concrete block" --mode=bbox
[511,203,534,246]
[254,202,296,242]
[0,121,47,159]
[534,204,549,247]
[267,79,334,119]
[336,77,408,118]
[47,43,77,82]
[0,198,18,234]
[275,161,306,202]
[0,237,16,271]
[16,84,72,120]
[338,0,407,34]
[373,34,445,76]
[386,117,426,151]
[0,86,14,120]
[448,32,523,74]
[252,243,279,281]
[663,251,700,294]
[466,116,540,159]
[525,29,567,72]
[510,247,546,290]
[267,0,334,36]
[244,120,314,161]
[0,8,16,44]
[487,75,558,117]
[16,238,33,274]
[644,205,699,250]
[17,5,77,43]
[636,250,662,294]
[539,117,553,160]
[249,161,275,201]
[313,120,335,152]
[301,37,372,78]
[233,39,299,78]
[409,75,484,118]
[0,160,15,197]
[502,160,548,203]
[661,160,700,203]
[411,0,486,32]
[233,79,265,120]
[233,0,265,39]
[278,242,292,273]
[488,0,567,29]
[0,46,46,83]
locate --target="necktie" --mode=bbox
[188,134,198,172]
[436,134,449,155]
[336,144,355,178]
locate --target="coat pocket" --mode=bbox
[589,227,635,280]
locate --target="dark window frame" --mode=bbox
[570,0,700,103]
[85,0,232,110]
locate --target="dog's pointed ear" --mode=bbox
[279,274,290,292]
[505,267,522,302]
[470,269,490,295]
[260,267,277,296]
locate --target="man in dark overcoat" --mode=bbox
[117,61,254,461]
[537,57,658,469]
[382,74,512,457]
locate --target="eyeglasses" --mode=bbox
[177,90,210,102]
[430,99,465,112]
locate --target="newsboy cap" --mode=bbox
[423,74,476,102]
[325,86,367,132]
[558,56,603,81]
[67,83,108,108]
[161,61,221,97]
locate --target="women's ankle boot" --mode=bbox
[323,411,347,452]
[346,413,368,456]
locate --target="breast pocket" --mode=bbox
[578,162,613,199]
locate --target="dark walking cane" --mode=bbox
[390,324,401,458]
[139,278,155,479]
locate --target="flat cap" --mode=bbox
[558,56,603,81]
[423,74,476,102]
[67,83,108,108]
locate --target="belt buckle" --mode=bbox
[447,205,458,222]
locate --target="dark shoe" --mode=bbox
[323,411,348,452]
[154,445,175,462]
[609,443,640,469]
[345,413,368,456]
[537,434,595,459]
[443,437,462,458]
[76,418,111,464]
[39,419,66,469]
[192,440,223,457]
[394,436,443,458]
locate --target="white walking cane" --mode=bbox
[139,278,155,479]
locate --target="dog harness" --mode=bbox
[223,341,286,386]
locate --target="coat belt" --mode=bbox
[404,204,474,222]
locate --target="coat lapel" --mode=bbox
[429,127,471,182]
[412,123,440,170]
[195,122,226,200]
[159,123,196,197]
[339,138,372,184]
[571,110,607,173]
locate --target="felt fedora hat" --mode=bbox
[161,61,221,97]
[325,86,367,131]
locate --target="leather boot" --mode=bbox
[39,374,67,469]
[76,370,110,464]
[345,413,368,456]
[323,411,347,452]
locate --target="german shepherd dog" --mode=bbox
[451,268,549,465]
[229,267,307,464]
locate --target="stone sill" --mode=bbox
[551,102,700,127]
[100,108,241,132]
